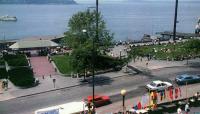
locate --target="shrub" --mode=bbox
[95,55,124,70]
[0,58,5,66]
[8,67,35,87]
[3,54,28,66]
[0,68,8,79]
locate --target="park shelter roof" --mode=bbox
[9,40,59,49]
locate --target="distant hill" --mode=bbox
[0,0,76,4]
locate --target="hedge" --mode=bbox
[8,67,35,87]
[0,68,8,79]
[3,54,29,66]
[0,58,5,66]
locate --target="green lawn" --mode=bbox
[0,68,8,79]
[130,40,200,61]
[51,55,73,75]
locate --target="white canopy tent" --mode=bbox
[9,40,59,49]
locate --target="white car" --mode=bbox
[146,80,173,91]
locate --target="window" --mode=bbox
[161,83,166,86]
[157,84,161,87]
[185,77,192,79]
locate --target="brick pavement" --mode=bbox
[30,56,57,77]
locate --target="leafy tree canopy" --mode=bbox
[62,9,115,73]
[63,9,114,51]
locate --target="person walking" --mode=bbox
[177,107,183,114]
[185,103,190,114]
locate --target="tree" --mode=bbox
[63,9,114,75]
[63,9,113,51]
[184,39,200,56]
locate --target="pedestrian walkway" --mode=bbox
[129,58,185,70]
[30,56,57,77]
[0,71,127,101]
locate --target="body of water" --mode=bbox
[0,1,199,41]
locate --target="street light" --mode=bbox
[84,1,99,113]
[121,89,127,114]
[82,27,96,113]
[173,0,179,42]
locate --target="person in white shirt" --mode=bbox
[177,107,183,114]
[185,103,190,114]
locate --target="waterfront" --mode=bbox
[0,1,200,41]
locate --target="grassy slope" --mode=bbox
[51,55,73,74]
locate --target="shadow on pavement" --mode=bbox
[79,76,114,87]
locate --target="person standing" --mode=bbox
[177,107,183,114]
[185,103,190,114]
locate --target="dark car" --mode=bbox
[175,74,200,85]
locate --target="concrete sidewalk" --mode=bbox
[129,58,200,71]
[0,71,127,101]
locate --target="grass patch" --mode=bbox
[4,54,28,66]
[0,68,8,79]
[130,39,200,61]
[51,55,73,75]
[8,67,35,87]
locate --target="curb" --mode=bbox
[2,65,199,102]
[0,73,129,102]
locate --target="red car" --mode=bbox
[84,95,111,107]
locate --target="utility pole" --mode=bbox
[91,0,99,113]
[173,0,178,42]
[3,32,6,50]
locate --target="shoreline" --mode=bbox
[0,35,64,43]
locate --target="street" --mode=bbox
[0,66,200,114]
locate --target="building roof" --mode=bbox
[9,40,59,49]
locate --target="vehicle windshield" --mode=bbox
[150,82,157,87]
[178,76,184,79]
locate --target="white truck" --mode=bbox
[35,101,88,114]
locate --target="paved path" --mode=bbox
[30,56,56,77]
[0,71,126,101]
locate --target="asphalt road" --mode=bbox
[0,66,199,114]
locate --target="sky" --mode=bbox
[74,0,199,4]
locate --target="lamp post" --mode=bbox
[121,89,127,114]
[84,0,98,112]
[173,0,178,42]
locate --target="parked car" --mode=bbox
[175,74,200,85]
[146,80,173,91]
[84,95,111,107]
